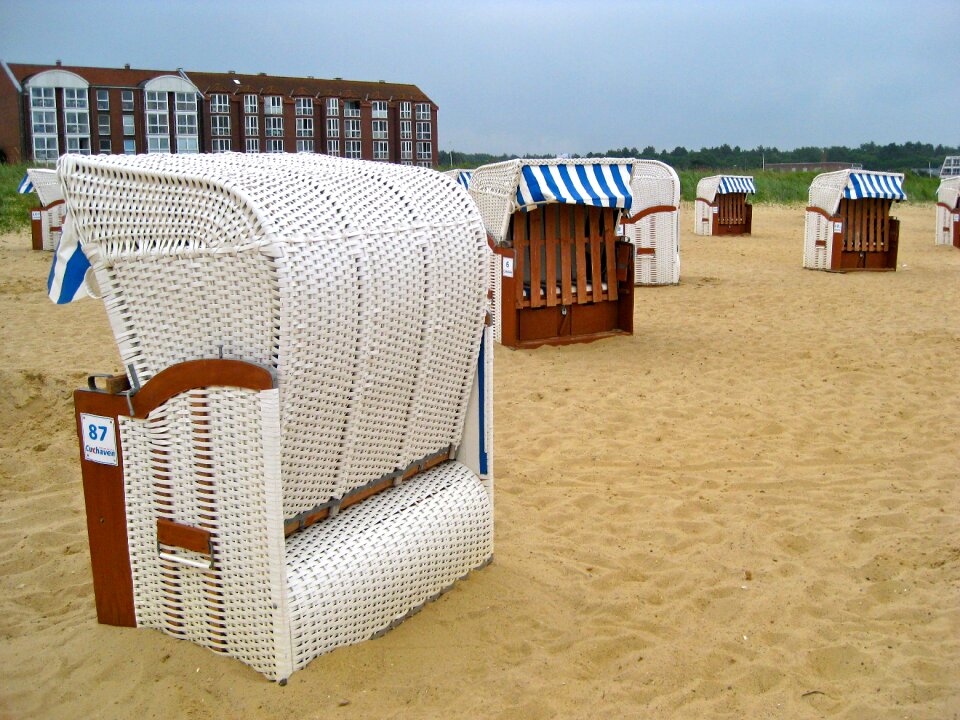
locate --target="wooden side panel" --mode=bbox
[529,210,543,309]
[73,389,137,627]
[604,209,617,302]
[513,214,527,310]
[589,207,603,303]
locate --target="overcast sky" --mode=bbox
[2,0,957,155]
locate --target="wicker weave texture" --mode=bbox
[936,178,960,245]
[624,161,681,285]
[26,168,63,206]
[286,461,492,669]
[803,210,832,270]
[121,387,290,680]
[58,153,489,516]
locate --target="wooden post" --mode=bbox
[30,207,44,250]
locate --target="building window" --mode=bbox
[66,136,92,154]
[417,141,432,160]
[64,110,90,135]
[295,97,313,116]
[64,88,88,109]
[96,89,109,111]
[245,138,260,153]
[326,118,339,138]
[265,117,283,137]
[265,96,283,115]
[415,103,431,120]
[400,140,412,160]
[98,114,110,136]
[209,93,229,114]
[400,101,411,119]
[244,94,258,114]
[345,140,361,158]
[33,136,59,162]
[145,91,169,153]
[212,138,232,153]
[326,139,340,156]
[344,100,360,117]
[372,120,388,139]
[175,93,199,153]
[373,140,389,160]
[123,114,135,136]
[30,88,57,147]
[326,97,339,116]
[121,90,134,111]
[296,139,314,153]
[400,120,412,140]
[123,138,136,154]
[245,115,259,137]
[345,119,361,138]
[371,100,387,118]
[416,122,431,140]
[211,115,231,136]
[266,138,284,153]
[99,138,112,153]
[296,118,313,137]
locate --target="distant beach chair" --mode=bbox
[803,170,906,271]
[694,175,756,236]
[20,168,66,250]
[443,168,473,190]
[469,158,636,348]
[59,152,493,682]
[619,160,681,285]
[935,177,960,249]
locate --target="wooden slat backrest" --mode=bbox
[544,205,558,308]
[509,205,620,308]
[718,193,746,225]
[840,198,892,253]
[559,206,574,306]
[529,209,543,308]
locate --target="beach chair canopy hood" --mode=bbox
[809,169,907,215]
[937,177,960,208]
[696,175,756,204]
[469,158,634,244]
[443,168,473,190]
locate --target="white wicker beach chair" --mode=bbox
[60,152,494,682]
[803,169,906,271]
[694,175,756,236]
[26,168,66,251]
[935,177,960,248]
[469,158,636,347]
[620,160,681,285]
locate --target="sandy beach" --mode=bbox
[1,202,957,719]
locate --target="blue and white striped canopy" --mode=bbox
[717,175,756,194]
[843,173,906,201]
[455,171,471,190]
[17,173,34,194]
[516,163,633,210]
[46,214,93,304]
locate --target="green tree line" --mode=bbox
[441,142,959,173]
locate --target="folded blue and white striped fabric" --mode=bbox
[46,214,93,304]
[516,163,633,210]
[843,173,906,201]
[456,171,472,190]
[17,173,34,194]
[717,176,756,194]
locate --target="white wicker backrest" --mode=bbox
[26,168,63,206]
[469,158,635,244]
[696,176,721,204]
[628,160,680,211]
[59,152,489,519]
[938,177,960,207]
[808,169,905,215]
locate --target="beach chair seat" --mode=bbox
[935,177,960,248]
[694,175,756,237]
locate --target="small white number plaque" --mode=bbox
[833,222,843,234]
[80,413,118,466]
[503,257,514,278]
[31,211,41,220]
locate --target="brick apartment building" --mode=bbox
[0,61,438,167]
